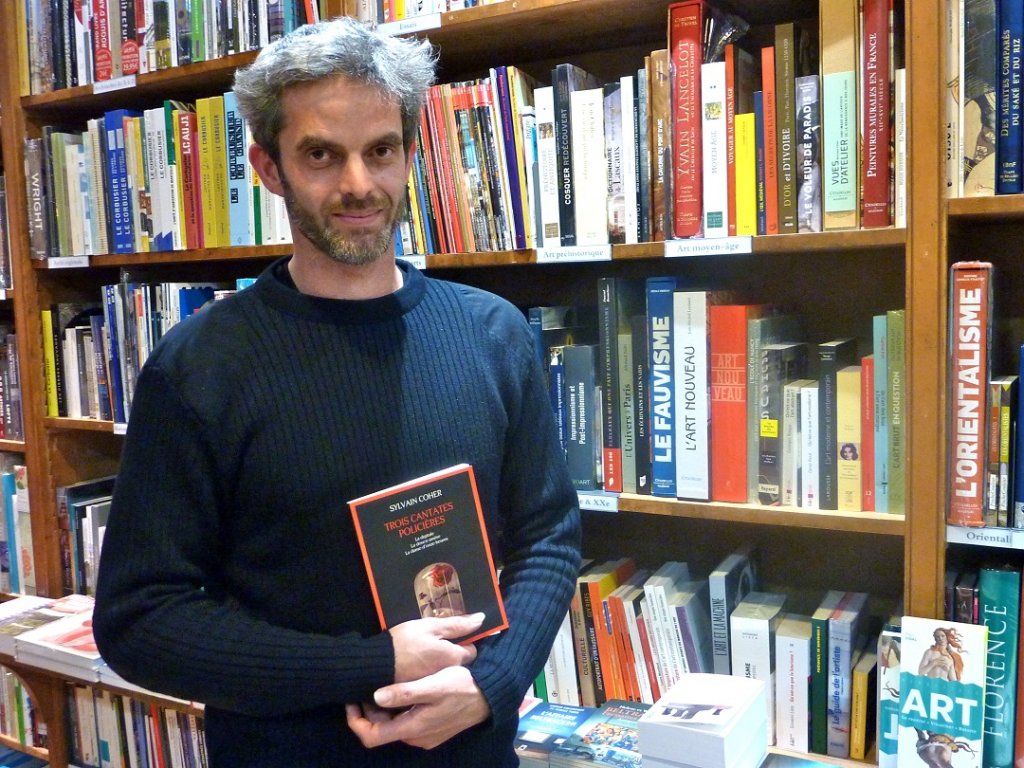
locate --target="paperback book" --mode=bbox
[347,464,508,644]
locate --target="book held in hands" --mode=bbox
[347,464,507,644]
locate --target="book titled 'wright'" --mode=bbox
[348,464,508,644]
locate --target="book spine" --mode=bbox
[775,627,811,751]
[563,344,599,490]
[649,50,671,241]
[946,262,993,526]
[861,0,894,225]
[673,291,710,501]
[782,380,802,506]
[996,377,1015,523]
[775,23,798,233]
[725,45,739,237]
[710,305,751,502]
[552,64,580,246]
[962,0,997,196]
[224,92,251,246]
[701,61,728,238]
[570,87,607,246]
[873,314,890,511]
[618,330,637,495]
[861,355,876,511]
[997,0,1023,192]
[821,0,860,229]
[632,314,652,495]
[668,2,703,238]
[795,74,822,232]
[836,366,862,512]
[877,626,900,768]
[800,381,820,509]
[887,308,907,513]
[735,111,758,235]
[761,46,780,234]
[1015,347,1024,527]
[604,81,625,246]
[534,85,561,249]
[598,278,623,493]
[979,565,1020,768]
[23,139,50,260]
[648,278,676,497]
[754,90,767,234]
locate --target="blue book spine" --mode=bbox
[997,0,1024,193]
[494,66,527,250]
[2,471,17,594]
[873,314,890,512]
[223,91,251,246]
[647,276,676,497]
[754,90,767,236]
[102,284,127,425]
[104,109,142,254]
[1014,343,1024,526]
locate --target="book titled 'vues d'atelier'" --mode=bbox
[348,464,508,644]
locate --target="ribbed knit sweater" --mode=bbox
[92,257,581,767]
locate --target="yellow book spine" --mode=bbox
[209,96,230,248]
[196,97,218,248]
[40,310,58,417]
[836,365,862,511]
[734,112,757,235]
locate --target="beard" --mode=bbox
[279,173,406,267]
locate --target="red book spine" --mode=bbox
[177,112,201,250]
[710,304,759,502]
[92,0,113,81]
[760,46,780,235]
[861,354,876,511]
[668,1,705,238]
[860,0,893,227]
[725,44,738,236]
[946,262,993,527]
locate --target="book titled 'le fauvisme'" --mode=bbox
[348,464,508,644]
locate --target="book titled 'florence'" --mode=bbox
[348,464,508,644]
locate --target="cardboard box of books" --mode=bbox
[637,673,767,768]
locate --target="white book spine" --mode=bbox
[894,68,907,226]
[782,380,803,506]
[569,87,608,246]
[775,627,811,751]
[800,382,820,509]
[624,597,654,702]
[673,291,711,500]
[701,61,729,238]
[534,86,561,248]
[620,75,639,244]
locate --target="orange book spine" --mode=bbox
[588,581,625,702]
[861,354,876,511]
[668,1,705,238]
[176,111,201,250]
[946,262,993,526]
[425,87,464,253]
[607,593,641,701]
[761,46,780,235]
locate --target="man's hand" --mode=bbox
[389,613,483,683]
[345,665,491,750]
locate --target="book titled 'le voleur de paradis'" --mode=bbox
[348,464,508,644]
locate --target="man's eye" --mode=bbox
[309,148,331,162]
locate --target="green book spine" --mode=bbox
[979,565,1020,768]
[886,309,906,513]
[811,610,831,752]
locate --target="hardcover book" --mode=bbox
[978,564,1019,768]
[774,613,813,752]
[550,699,650,768]
[347,464,508,644]
[896,616,988,768]
[877,612,902,768]
[708,546,759,675]
[946,263,993,526]
[730,590,787,745]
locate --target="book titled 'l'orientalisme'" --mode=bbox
[348,464,508,644]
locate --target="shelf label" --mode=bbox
[577,491,619,512]
[93,75,137,94]
[536,245,612,264]
[403,255,427,271]
[379,13,442,35]
[664,236,753,258]
[46,256,90,269]
[113,422,128,435]
[945,525,1021,548]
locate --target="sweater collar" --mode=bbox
[255,256,426,324]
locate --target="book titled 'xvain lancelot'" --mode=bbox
[348,464,508,644]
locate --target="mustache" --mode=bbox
[327,195,390,213]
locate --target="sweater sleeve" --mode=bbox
[467,324,582,725]
[92,361,396,717]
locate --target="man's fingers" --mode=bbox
[435,611,486,639]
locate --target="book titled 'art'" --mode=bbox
[348,464,508,644]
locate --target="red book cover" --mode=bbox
[668,1,705,238]
[861,354,876,511]
[424,86,464,253]
[348,464,508,643]
[760,46,780,235]
[861,0,893,227]
[416,110,452,254]
[176,111,201,250]
[946,262,993,527]
[92,0,113,81]
[710,304,766,502]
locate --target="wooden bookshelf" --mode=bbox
[0,0,953,764]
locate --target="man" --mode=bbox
[93,17,581,767]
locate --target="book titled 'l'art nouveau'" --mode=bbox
[348,464,508,644]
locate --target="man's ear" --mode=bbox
[249,141,285,197]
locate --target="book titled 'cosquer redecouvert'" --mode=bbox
[348,463,508,644]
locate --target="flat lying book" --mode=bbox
[348,463,507,644]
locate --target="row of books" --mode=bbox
[538,276,907,513]
[0,330,26,442]
[0,461,36,598]
[26,97,293,261]
[0,664,47,753]
[946,261,1024,528]
[353,0,503,26]
[40,279,252,427]
[66,684,205,768]
[535,549,888,760]
[948,0,1020,196]
[22,0,321,95]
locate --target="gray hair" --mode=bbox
[233,17,437,160]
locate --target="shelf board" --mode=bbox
[586,493,905,536]
[44,417,116,433]
[0,439,25,453]
[0,732,47,762]
[948,194,1024,221]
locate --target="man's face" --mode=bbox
[271,76,411,266]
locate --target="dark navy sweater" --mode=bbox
[93,258,581,767]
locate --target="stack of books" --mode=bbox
[637,673,768,768]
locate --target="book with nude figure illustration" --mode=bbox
[896,615,988,768]
[348,463,508,644]
[14,601,104,681]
